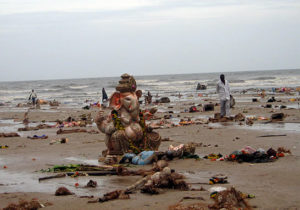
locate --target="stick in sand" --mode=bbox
[38,173,66,182]
[257,134,287,138]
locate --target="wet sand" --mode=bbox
[1,93,300,209]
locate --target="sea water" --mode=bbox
[0,69,299,107]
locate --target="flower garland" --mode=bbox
[111,110,142,154]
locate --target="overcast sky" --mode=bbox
[0,0,299,81]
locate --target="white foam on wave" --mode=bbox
[69,85,89,89]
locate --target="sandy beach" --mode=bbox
[0,88,300,210]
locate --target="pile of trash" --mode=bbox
[208,187,252,209]
[209,113,246,123]
[169,186,253,210]
[91,160,189,203]
[226,146,291,163]
[55,115,93,128]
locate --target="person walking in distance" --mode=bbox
[216,74,230,117]
[28,89,37,106]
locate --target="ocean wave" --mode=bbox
[136,79,159,83]
[51,85,65,89]
[0,90,28,94]
[69,85,89,89]
[250,76,276,81]
[229,80,245,83]
[207,82,217,86]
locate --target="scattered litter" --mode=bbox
[156,97,171,103]
[203,104,214,112]
[132,151,156,165]
[18,124,53,131]
[86,180,97,188]
[189,106,199,113]
[268,96,276,102]
[3,199,51,210]
[227,146,290,163]
[55,187,74,196]
[57,128,99,134]
[208,187,251,209]
[209,186,227,194]
[209,175,228,185]
[41,164,117,173]
[50,138,69,145]
[0,132,20,138]
[271,113,285,121]
[277,147,291,154]
[204,153,222,160]
[265,104,272,108]
[27,134,48,139]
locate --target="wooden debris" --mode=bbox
[258,134,287,138]
[0,132,20,138]
[66,171,118,176]
[57,128,99,134]
[39,173,66,182]
[179,196,205,202]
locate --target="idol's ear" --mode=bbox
[136,90,142,99]
[109,92,122,110]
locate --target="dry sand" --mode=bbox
[1,93,300,209]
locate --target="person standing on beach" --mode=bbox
[28,89,37,105]
[102,87,108,102]
[216,74,230,117]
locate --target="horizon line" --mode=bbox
[0,68,299,83]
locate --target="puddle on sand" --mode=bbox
[0,107,29,113]
[0,170,140,196]
[286,104,300,109]
[0,119,56,135]
[65,157,99,166]
[181,171,221,187]
[209,122,300,133]
[247,122,300,132]
[0,156,140,196]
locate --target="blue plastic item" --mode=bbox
[132,151,155,165]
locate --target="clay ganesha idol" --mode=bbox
[95,74,161,158]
